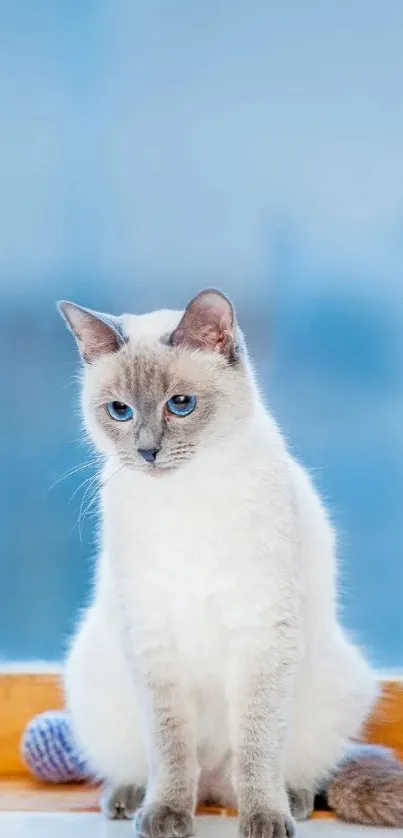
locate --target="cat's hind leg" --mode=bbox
[101,783,145,820]
[64,603,147,794]
[284,632,376,801]
[288,789,314,821]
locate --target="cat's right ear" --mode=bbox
[58,301,124,363]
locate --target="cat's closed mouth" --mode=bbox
[145,463,174,477]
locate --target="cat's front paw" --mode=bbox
[101,783,144,820]
[134,803,194,838]
[239,809,296,838]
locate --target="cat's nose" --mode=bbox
[138,447,159,464]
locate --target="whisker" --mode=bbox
[77,473,101,543]
[76,462,127,543]
[48,458,101,491]
[50,449,124,493]
[68,473,100,505]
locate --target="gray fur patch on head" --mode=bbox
[62,291,256,472]
[84,335,252,469]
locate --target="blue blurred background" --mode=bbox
[1,1,402,666]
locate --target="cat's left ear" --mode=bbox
[170,289,239,362]
[58,301,124,363]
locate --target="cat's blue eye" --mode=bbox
[166,394,197,417]
[106,401,134,422]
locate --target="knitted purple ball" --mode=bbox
[21,710,89,783]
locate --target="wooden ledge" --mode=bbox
[0,778,334,817]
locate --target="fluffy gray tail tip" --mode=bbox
[326,743,403,827]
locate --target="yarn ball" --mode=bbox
[21,710,89,783]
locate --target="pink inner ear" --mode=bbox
[197,321,224,351]
[82,324,119,360]
[171,291,236,355]
[61,303,122,362]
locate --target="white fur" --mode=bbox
[64,308,377,806]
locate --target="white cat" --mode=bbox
[60,290,381,837]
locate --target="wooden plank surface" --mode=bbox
[0,779,235,814]
[0,777,98,812]
[0,777,334,817]
[0,674,63,777]
[362,680,403,760]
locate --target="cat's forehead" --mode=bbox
[121,309,183,344]
[86,306,230,403]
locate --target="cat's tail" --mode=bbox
[325,743,403,827]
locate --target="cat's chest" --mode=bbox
[103,473,292,677]
[106,476,270,623]
[113,486,243,584]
